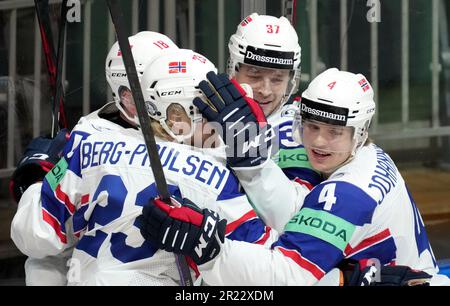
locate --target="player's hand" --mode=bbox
[137,196,227,265]
[193,71,274,168]
[339,259,432,286]
[10,129,69,202]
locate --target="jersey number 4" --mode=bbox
[319,183,337,211]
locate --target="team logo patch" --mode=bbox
[145,101,158,116]
[281,108,296,117]
[169,61,187,74]
[358,78,370,92]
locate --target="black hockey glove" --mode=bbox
[193,71,275,168]
[340,259,432,286]
[10,129,69,202]
[137,196,227,265]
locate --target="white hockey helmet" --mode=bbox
[105,31,178,125]
[141,49,217,143]
[293,68,376,155]
[228,13,301,102]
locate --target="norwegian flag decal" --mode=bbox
[358,78,370,92]
[169,61,187,74]
[240,16,253,27]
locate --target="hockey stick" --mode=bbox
[34,0,68,137]
[52,0,69,136]
[106,0,193,286]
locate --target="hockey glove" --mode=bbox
[193,71,275,168]
[137,196,227,265]
[340,259,432,286]
[10,129,69,203]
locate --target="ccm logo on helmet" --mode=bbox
[159,89,184,97]
[111,72,127,77]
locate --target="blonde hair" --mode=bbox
[150,119,174,142]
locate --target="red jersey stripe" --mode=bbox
[276,246,325,280]
[42,209,67,244]
[225,210,257,235]
[344,229,392,257]
[255,227,272,245]
[294,177,314,190]
[55,184,76,215]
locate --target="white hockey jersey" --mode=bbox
[13,102,129,286]
[198,143,450,285]
[11,103,274,286]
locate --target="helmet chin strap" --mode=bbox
[159,119,189,143]
[159,118,202,144]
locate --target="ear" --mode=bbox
[120,88,132,101]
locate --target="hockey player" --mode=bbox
[11,47,274,285]
[139,68,450,286]
[10,31,179,285]
[219,13,321,232]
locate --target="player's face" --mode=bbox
[301,120,354,176]
[235,64,290,117]
[166,103,192,138]
[166,103,220,147]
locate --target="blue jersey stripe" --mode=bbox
[61,131,90,178]
[406,185,437,267]
[41,181,71,233]
[304,181,377,226]
[346,237,397,264]
[63,131,90,156]
[73,205,89,234]
[227,218,268,243]
[282,167,322,187]
[273,231,343,273]
[217,172,244,201]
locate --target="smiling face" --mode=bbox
[301,119,355,176]
[235,63,290,117]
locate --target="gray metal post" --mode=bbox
[7,9,17,168]
[340,0,348,71]
[218,0,225,73]
[401,0,410,127]
[241,0,266,19]
[164,0,176,41]
[82,0,91,115]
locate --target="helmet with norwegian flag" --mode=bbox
[227,13,301,102]
[140,49,217,142]
[293,68,376,155]
[105,31,178,125]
